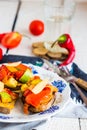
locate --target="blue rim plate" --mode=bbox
[0,63,71,123]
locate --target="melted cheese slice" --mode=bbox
[32,79,49,94]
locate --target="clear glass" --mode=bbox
[44,0,76,41]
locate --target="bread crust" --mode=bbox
[32,41,69,60]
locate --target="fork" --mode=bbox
[43,59,87,90]
[61,66,87,106]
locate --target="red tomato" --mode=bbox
[29,20,44,36]
[0,33,6,42]
[1,32,22,49]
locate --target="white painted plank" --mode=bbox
[80,119,87,130]
[21,0,87,2]
[71,2,87,72]
[0,0,19,32]
[34,117,80,130]
[8,1,45,56]
[46,118,80,130]
[0,0,18,55]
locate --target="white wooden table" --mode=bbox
[0,0,87,129]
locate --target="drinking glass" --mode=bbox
[44,0,76,41]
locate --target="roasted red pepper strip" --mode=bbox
[0,65,10,81]
[52,34,76,67]
[25,87,51,107]
[16,63,31,71]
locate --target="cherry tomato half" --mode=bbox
[29,20,44,36]
[1,32,22,49]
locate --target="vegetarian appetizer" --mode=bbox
[0,62,60,114]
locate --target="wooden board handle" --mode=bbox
[75,78,87,90]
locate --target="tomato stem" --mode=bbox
[21,33,31,39]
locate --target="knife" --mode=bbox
[43,59,87,91]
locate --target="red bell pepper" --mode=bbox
[14,70,25,80]
[52,34,76,67]
[25,87,51,107]
[16,63,31,71]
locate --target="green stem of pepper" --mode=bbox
[51,34,67,48]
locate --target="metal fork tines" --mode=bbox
[60,66,75,82]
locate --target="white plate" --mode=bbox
[0,63,71,123]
